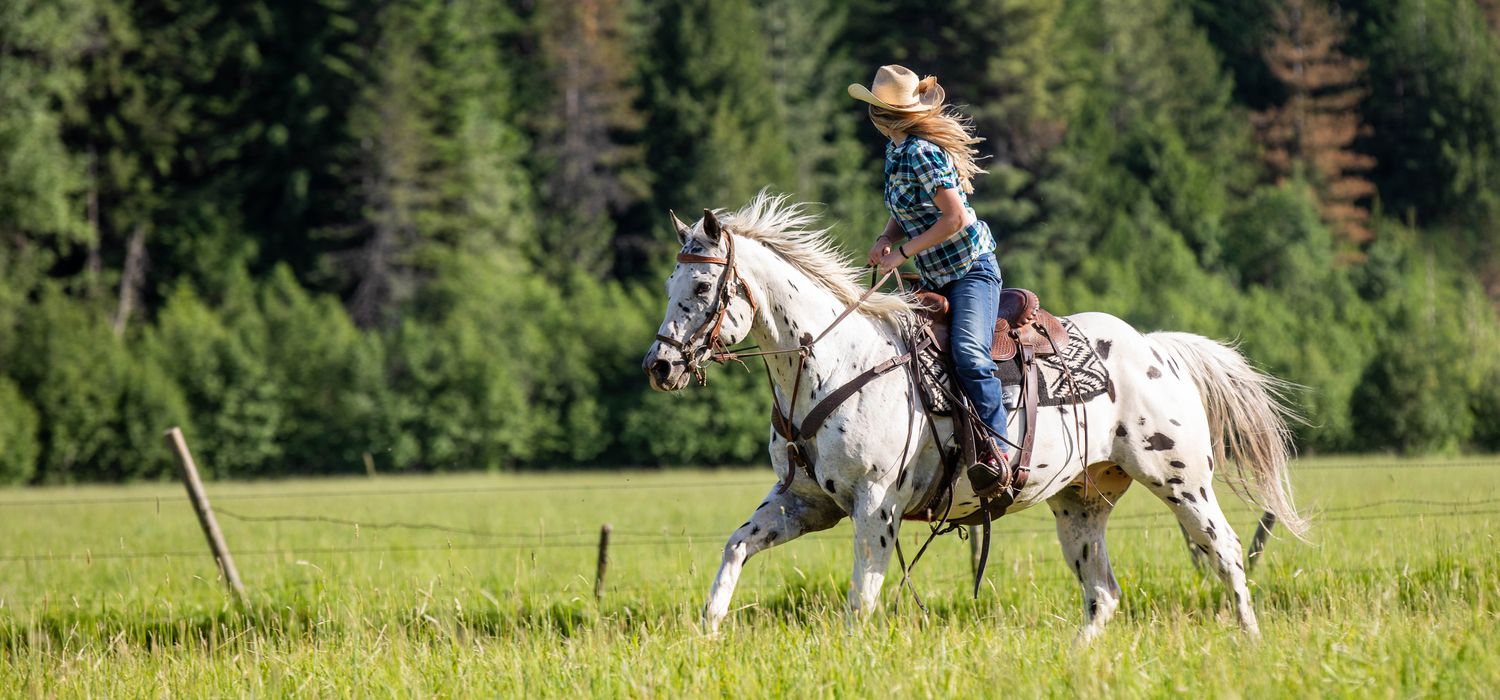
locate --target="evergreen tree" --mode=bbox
[640,0,795,214]
[522,0,647,279]
[1252,0,1377,246]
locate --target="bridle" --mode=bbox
[654,230,759,383]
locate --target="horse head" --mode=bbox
[642,208,759,391]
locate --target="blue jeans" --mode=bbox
[940,253,1007,443]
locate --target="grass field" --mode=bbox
[0,456,1497,697]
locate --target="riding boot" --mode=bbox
[966,436,1014,498]
[969,432,1032,499]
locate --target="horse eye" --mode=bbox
[694,282,711,296]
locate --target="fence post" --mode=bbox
[164,427,247,605]
[595,524,612,602]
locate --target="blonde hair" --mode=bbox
[870,81,986,193]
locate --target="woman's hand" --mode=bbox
[877,247,907,275]
[866,234,892,267]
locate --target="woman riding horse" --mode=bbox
[850,65,1016,498]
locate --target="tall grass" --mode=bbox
[0,458,1496,696]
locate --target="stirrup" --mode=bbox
[967,440,1027,499]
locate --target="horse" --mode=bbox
[640,193,1306,641]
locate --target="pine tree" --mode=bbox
[1252,0,1377,245]
[523,0,647,279]
[640,0,795,215]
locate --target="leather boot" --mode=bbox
[967,438,1013,498]
[966,437,1026,497]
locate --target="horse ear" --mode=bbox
[701,209,722,243]
[669,209,689,244]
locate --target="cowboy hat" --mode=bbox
[847,64,944,113]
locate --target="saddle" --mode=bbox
[906,286,1068,526]
[913,287,1070,360]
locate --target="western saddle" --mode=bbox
[913,287,1069,362]
[909,284,1069,519]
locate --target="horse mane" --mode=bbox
[720,191,914,320]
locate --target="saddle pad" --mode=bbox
[993,318,1112,407]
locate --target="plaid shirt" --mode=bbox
[884,136,995,287]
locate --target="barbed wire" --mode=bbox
[3,504,1496,566]
[0,458,1496,509]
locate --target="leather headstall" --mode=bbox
[654,231,759,383]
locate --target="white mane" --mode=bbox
[719,192,914,320]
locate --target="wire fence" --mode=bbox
[0,498,1496,566]
[0,459,1495,574]
[0,457,1497,510]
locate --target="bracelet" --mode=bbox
[898,243,910,259]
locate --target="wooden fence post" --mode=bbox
[595,524,612,601]
[164,427,247,604]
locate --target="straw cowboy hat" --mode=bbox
[847,64,945,113]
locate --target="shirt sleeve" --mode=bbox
[911,141,960,194]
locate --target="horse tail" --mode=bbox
[1147,332,1309,539]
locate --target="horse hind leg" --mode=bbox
[1047,464,1131,644]
[1144,458,1260,636]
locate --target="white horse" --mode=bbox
[641,193,1305,641]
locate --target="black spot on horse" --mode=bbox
[1145,433,1176,451]
[788,280,799,292]
[751,526,761,535]
[1115,424,1128,438]
[824,479,835,493]
[1152,348,1164,364]
[1036,463,1049,469]
[880,509,889,522]
[1169,419,1181,426]
[1167,477,1184,484]
[1207,455,1214,472]
[887,524,895,538]
[1062,509,1071,516]
[1081,545,1089,562]
[1200,486,1208,500]
[879,536,887,548]
[1147,366,1162,379]
[766,531,779,543]
[1095,339,1112,359]
[1167,496,1182,505]
[757,501,769,510]
[1074,559,1082,579]
[1169,460,1186,469]
[1088,600,1099,618]
[1181,491,1197,503]
[1138,417,1147,426]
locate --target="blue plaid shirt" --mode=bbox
[884,136,995,287]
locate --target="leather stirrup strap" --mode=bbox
[973,504,992,599]
[1017,344,1040,471]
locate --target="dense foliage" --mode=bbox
[1,0,1498,482]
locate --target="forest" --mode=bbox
[2,0,1499,483]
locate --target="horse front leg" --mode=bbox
[847,480,905,618]
[703,484,842,635]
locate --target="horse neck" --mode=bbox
[736,240,894,392]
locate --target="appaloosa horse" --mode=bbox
[641,193,1305,641]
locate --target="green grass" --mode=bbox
[0,456,1497,697]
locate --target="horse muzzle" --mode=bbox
[642,344,692,391]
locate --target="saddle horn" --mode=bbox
[669,209,690,244]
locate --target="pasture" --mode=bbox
[0,456,1496,697]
